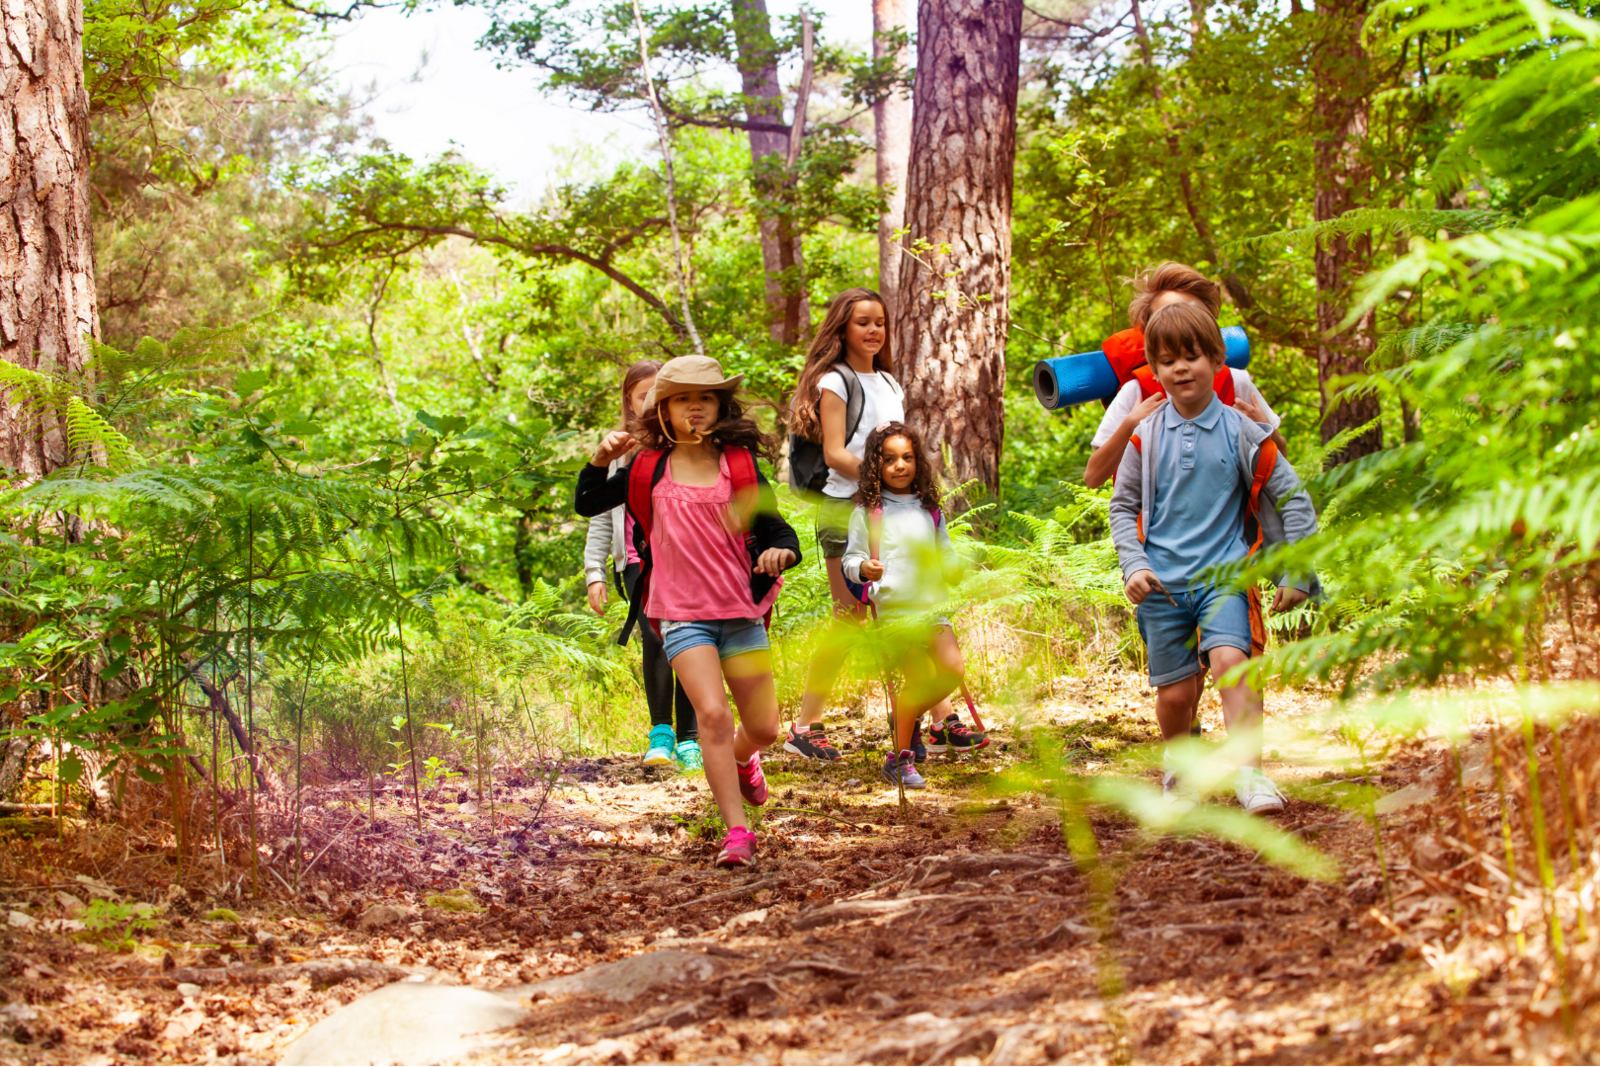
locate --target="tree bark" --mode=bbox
[730,0,808,345]
[1,0,98,478]
[1311,0,1381,465]
[892,0,1023,499]
[873,0,911,300]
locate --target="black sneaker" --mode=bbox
[910,722,927,763]
[783,723,841,761]
[927,714,988,754]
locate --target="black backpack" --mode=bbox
[788,363,902,495]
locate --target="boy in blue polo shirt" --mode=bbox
[1108,302,1318,814]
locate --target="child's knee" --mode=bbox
[742,720,779,748]
[697,705,736,742]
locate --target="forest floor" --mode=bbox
[0,671,1563,1065]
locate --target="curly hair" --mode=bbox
[635,390,781,464]
[856,421,941,513]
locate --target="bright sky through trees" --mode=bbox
[327,1,881,198]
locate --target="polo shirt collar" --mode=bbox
[1163,393,1224,430]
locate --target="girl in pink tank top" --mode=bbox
[573,356,802,870]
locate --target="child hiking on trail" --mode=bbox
[581,360,700,772]
[841,423,979,791]
[574,356,801,867]
[1108,303,1317,815]
[786,288,964,762]
[1084,262,1288,490]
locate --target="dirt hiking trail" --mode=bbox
[0,673,1571,1065]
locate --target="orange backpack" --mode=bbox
[1104,328,1237,407]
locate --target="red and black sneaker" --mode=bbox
[783,723,841,761]
[926,714,989,754]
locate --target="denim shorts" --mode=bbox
[659,617,770,662]
[1135,584,1252,686]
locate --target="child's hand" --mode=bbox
[860,560,885,582]
[754,548,796,577]
[1233,395,1272,426]
[586,581,608,616]
[1123,392,1167,429]
[1270,585,1309,614]
[1124,569,1161,605]
[591,431,634,466]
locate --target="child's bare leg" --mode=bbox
[1207,646,1264,768]
[894,630,964,750]
[673,646,750,831]
[796,563,865,727]
[724,651,780,762]
[1154,671,1205,741]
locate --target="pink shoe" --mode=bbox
[716,826,757,868]
[736,752,769,805]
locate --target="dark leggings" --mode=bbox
[622,563,698,742]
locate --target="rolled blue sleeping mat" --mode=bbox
[1032,326,1251,410]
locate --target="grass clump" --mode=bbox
[425,889,482,913]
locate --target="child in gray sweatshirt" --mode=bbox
[842,422,987,788]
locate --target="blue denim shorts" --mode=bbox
[659,617,770,662]
[1135,585,1252,686]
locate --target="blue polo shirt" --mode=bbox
[1146,395,1248,591]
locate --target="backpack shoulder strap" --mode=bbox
[930,505,943,534]
[835,362,866,443]
[1245,439,1278,555]
[1214,367,1237,407]
[1127,435,1145,544]
[627,450,669,545]
[1131,365,1164,400]
[868,504,884,562]
[725,447,760,534]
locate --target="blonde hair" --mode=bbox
[1128,262,1222,327]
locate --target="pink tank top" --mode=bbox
[644,453,780,621]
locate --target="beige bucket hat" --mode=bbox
[641,355,743,409]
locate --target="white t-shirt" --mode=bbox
[1090,368,1280,448]
[817,368,905,498]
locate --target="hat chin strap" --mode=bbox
[657,401,715,446]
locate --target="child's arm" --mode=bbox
[581,504,615,614]
[841,508,875,584]
[749,469,802,575]
[1107,439,1165,604]
[1085,389,1166,488]
[574,437,633,518]
[1263,451,1319,609]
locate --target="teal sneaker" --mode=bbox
[675,739,703,773]
[643,724,677,767]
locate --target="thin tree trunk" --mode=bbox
[731,0,808,345]
[0,0,98,476]
[873,0,911,300]
[892,0,1023,499]
[1312,0,1382,464]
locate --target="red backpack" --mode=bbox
[1104,328,1236,407]
[624,448,767,637]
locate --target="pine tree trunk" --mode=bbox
[1,0,97,479]
[730,0,807,346]
[1311,0,1381,465]
[873,0,911,300]
[892,0,1023,498]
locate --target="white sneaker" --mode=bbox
[1236,767,1286,814]
[1162,771,1197,814]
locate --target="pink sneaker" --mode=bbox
[736,752,769,805]
[716,826,757,868]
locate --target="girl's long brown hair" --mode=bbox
[789,287,894,443]
[619,359,663,431]
[856,422,942,513]
[635,390,781,464]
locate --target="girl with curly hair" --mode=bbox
[575,356,802,867]
[842,422,983,790]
